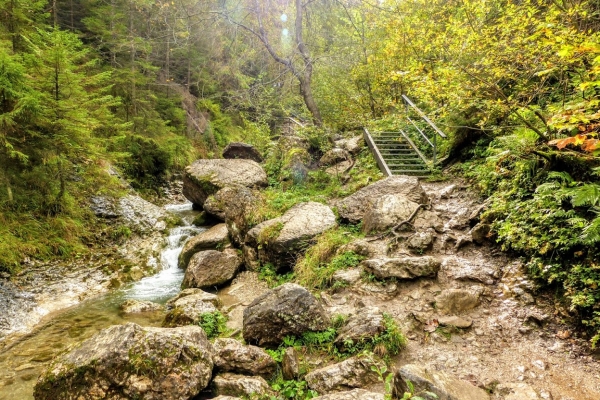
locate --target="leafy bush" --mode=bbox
[197,311,229,339]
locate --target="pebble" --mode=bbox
[532,359,547,371]
[539,390,553,399]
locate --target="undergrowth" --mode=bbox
[196,311,229,339]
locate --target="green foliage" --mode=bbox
[120,135,171,188]
[269,377,318,400]
[257,263,295,288]
[400,379,439,400]
[196,311,229,339]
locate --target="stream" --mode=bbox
[0,202,205,400]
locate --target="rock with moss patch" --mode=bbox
[33,323,213,400]
[282,347,300,380]
[337,176,428,224]
[182,249,242,289]
[243,283,331,347]
[178,224,230,268]
[119,299,163,314]
[222,142,263,163]
[313,389,384,400]
[183,159,267,207]
[163,293,218,327]
[165,289,220,309]
[305,355,381,394]
[334,136,364,155]
[320,148,351,166]
[362,256,440,280]
[213,338,277,378]
[393,364,490,400]
[334,307,386,348]
[215,186,260,246]
[245,202,337,270]
[212,373,273,398]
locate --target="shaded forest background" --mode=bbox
[1,0,600,345]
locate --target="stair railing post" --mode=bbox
[433,133,437,165]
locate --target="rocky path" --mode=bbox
[322,180,600,399]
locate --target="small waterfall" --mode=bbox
[121,202,205,303]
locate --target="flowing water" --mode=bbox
[0,202,205,400]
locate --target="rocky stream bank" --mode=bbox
[1,138,600,399]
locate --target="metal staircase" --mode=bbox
[363,95,446,178]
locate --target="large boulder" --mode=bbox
[182,249,242,289]
[213,338,277,379]
[334,135,364,155]
[362,256,440,280]
[222,142,263,163]
[305,355,381,394]
[320,148,351,166]
[393,364,490,400]
[245,202,337,270]
[363,194,421,233]
[243,283,331,347]
[212,373,272,398]
[178,224,230,268]
[313,389,384,400]
[163,293,218,327]
[216,186,260,246]
[183,159,267,207]
[337,176,428,223]
[34,323,213,400]
[334,307,386,348]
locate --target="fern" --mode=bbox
[570,184,600,207]
[582,209,600,244]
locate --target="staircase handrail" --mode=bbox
[401,94,447,164]
[363,127,392,177]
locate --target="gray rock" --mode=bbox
[413,210,444,233]
[245,202,337,270]
[212,373,272,398]
[217,186,260,246]
[118,194,169,232]
[341,239,387,258]
[441,257,499,285]
[183,159,267,206]
[320,148,351,166]
[313,389,384,400]
[363,194,421,233]
[495,382,540,400]
[178,224,230,268]
[165,288,220,309]
[393,364,490,400]
[469,223,491,244]
[408,231,435,252]
[334,136,364,155]
[337,176,428,223]
[243,283,330,347]
[435,289,481,314]
[437,316,473,329]
[282,347,300,380]
[163,294,218,327]
[182,249,242,289]
[332,268,362,286]
[334,307,386,348]
[213,338,276,379]
[362,256,440,280]
[439,184,457,199]
[119,299,163,314]
[90,196,119,218]
[33,323,213,400]
[223,142,263,163]
[305,355,381,394]
[326,160,354,175]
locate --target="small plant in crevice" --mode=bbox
[196,311,229,339]
[399,379,439,400]
[257,263,295,288]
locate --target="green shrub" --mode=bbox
[197,311,229,339]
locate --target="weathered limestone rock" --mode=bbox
[222,142,263,163]
[118,194,169,233]
[182,249,242,289]
[119,299,163,314]
[90,196,119,218]
[437,316,473,329]
[163,293,218,327]
[362,256,440,280]
[212,373,272,398]
[213,338,276,379]
[34,323,213,400]
[178,224,230,268]
[183,159,267,206]
[215,186,260,246]
[282,347,300,380]
[320,148,351,166]
[212,396,241,400]
[408,231,435,252]
[313,389,384,400]
[413,210,444,233]
[332,268,362,286]
[441,257,499,285]
[305,355,381,394]
[341,239,387,258]
[165,288,220,309]
[393,364,490,400]
[363,194,421,233]
[435,289,481,314]
[495,383,541,400]
[337,176,428,223]
[243,283,330,347]
[334,135,364,155]
[326,160,354,175]
[469,223,491,244]
[334,307,386,347]
[245,202,337,270]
